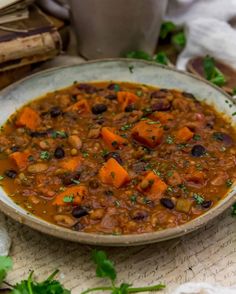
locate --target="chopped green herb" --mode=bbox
[110,171,115,179]
[193,193,205,205]
[160,21,176,39]
[153,169,162,177]
[82,151,89,158]
[71,179,80,185]
[51,130,68,139]
[232,88,236,95]
[114,200,120,207]
[167,171,173,177]
[113,84,120,92]
[142,197,152,205]
[0,256,13,284]
[136,90,143,97]
[196,163,203,171]
[28,155,34,162]
[130,195,137,204]
[177,143,188,150]
[0,175,4,180]
[178,183,188,193]
[212,132,224,141]
[232,112,236,116]
[101,149,109,158]
[120,124,132,131]
[193,134,201,141]
[167,186,173,193]
[166,135,174,144]
[203,56,226,87]
[40,151,50,160]
[147,121,161,125]
[63,195,74,203]
[226,179,233,187]
[59,186,66,192]
[128,65,134,73]
[154,52,169,65]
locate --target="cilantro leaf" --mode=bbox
[160,21,176,39]
[154,52,169,65]
[193,193,205,205]
[124,51,152,61]
[63,195,74,203]
[92,250,116,281]
[0,256,13,284]
[203,56,226,87]
[171,32,186,49]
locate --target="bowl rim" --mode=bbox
[0,58,235,246]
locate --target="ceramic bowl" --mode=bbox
[0,59,235,246]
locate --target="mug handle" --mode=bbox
[36,0,70,20]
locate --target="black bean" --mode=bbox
[125,104,135,112]
[77,83,97,93]
[150,90,169,99]
[132,210,148,221]
[105,94,117,100]
[72,206,89,218]
[201,200,212,209]
[89,179,99,189]
[104,152,123,165]
[212,132,234,146]
[191,145,206,157]
[92,104,107,115]
[10,146,20,152]
[50,106,62,118]
[151,99,171,111]
[54,147,65,159]
[160,198,175,209]
[5,169,17,179]
[29,131,48,138]
[62,172,80,186]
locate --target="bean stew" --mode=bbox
[0,82,235,235]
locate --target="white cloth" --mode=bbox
[0,213,11,256]
[166,0,236,70]
[173,282,236,294]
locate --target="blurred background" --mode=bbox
[1,0,236,95]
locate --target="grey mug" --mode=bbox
[37,0,168,59]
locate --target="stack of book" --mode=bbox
[0,0,63,88]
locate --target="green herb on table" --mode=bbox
[193,193,205,205]
[171,32,186,49]
[154,52,169,65]
[81,250,165,294]
[160,21,176,39]
[125,51,152,61]
[203,56,226,87]
[0,256,12,285]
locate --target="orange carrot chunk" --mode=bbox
[137,171,167,200]
[66,99,90,113]
[150,112,174,124]
[99,158,130,188]
[117,91,138,111]
[10,151,30,170]
[16,107,41,130]
[131,120,164,148]
[175,127,194,142]
[53,185,87,206]
[101,127,128,150]
[60,156,82,172]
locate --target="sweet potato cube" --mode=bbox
[150,112,174,124]
[131,120,164,148]
[137,171,167,200]
[101,127,128,150]
[99,158,130,188]
[117,91,138,111]
[176,198,193,213]
[176,127,194,142]
[60,156,82,172]
[53,185,87,206]
[66,99,90,113]
[10,151,30,170]
[16,107,41,130]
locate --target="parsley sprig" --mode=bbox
[0,251,165,294]
[81,250,165,294]
[203,56,226,87]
